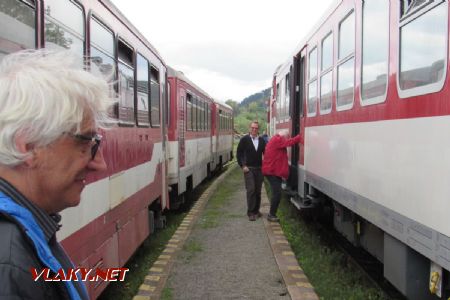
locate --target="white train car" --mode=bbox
[167,66,215,207]
[270,1,450,299]
[212,100,234,171]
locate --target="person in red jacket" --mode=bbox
[262,129,303,222]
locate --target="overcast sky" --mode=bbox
[111,0,336,102]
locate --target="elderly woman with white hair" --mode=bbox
[262,129,303,222]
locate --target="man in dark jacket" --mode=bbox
[0,50,114,299]
[262,129,303,222]
[236,121,266,221]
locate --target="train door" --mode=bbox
[209,102,213,174]
[294,49,306,198]
[286,59,300,190]
[215,109,220,166]
[290,61,299,167]
[161,72,169,209]
[179,89,186,168]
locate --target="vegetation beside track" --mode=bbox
[270,184,392,300]
[97,210,186,300]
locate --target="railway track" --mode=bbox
[300,213,405,300]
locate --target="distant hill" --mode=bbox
[227,87,271,134]
[239,88,271,108]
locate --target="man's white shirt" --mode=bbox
[251,135,259,151]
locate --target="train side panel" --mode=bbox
[271,0,450,298]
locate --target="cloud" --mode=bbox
[173,64,270,102]
[111,0,336,102]
[161,40,287,81]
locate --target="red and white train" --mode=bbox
[0,0,233,298]
[167,67,233,208]
[270,0,450,299]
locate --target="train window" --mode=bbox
[117,40,134,125]
[401,0,438,20]
[307,80,317,116]
[223,112,226,130]
[337,12,355,110]
[150,66,160,127]
[136,54,150,127]
[204,101,207,130]
[226,113,228,130]
[307,47,318,117]
[320,32,334,113]
[225,113,228,130]
[308,47,317,80]
[204,101,208,130]
[167,81,171,127]
[199,99,204,131]
[337,59,355,109]
[398,1,447,98]
[361,0,389,105]
[209,103,212,130]
[320,71,332,113]
[225,113,230,130]
[222,112,225,130]
[205,101,208,130]
[197,98,200,131]
[186,93,192,131]
[0,0,35,61]
[279,79,285,120]
[276,82,281,121]
[197,99,201,131]
[209,104,212,130]
[339,12,355,60]
[205,102,208,130]
[90,17,114,77]
[44,0,84,58]
[193,97,198,131]
[200,100,203,130]
[321,33,333,71]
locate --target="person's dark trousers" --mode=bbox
[267,175,282,217]
[244,167,263,216]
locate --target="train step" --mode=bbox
[290,196,315,210]
[283,187,298,197]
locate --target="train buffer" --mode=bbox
[134,164,319,300]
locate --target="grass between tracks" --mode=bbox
[197,165,241,229]
[97,210,185,300]
[269,184,390,300]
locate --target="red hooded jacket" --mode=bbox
[262,134,304,179]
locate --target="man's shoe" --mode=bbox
[256,212,262,218]
[249,215,256,221]
[267,215,279,222]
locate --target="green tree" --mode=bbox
[225,99,239,116]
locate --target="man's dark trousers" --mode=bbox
[244,167,263,216]
[267,175,282,217]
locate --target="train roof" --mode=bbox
[274,58,292,80]
[213,99,232,110]
[167,66,213,100]
[102,0,165,63]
